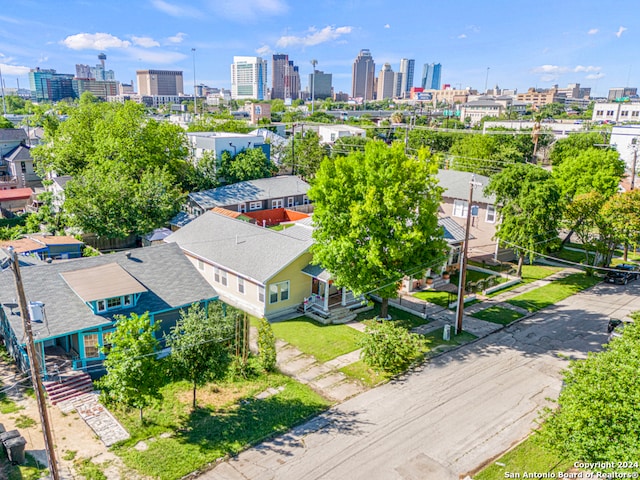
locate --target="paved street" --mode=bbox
[202,280,640,480]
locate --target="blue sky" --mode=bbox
[0,0,638,98]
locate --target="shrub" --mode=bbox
[359,320,424,374]
[257,318,277,372]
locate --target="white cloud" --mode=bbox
[131,36,160,48]
[0,63,30,75]
[256,45,272,56]
[276,25,353,48]
[62,32,131,50]
[574,65,600,73]
[150,0,200,18]
[588,28,599,35]
[616,26,627,38]
[166,32,187,44]
[586,72,605,80]
[532,64,570,74]
[384,24,390,29]
[457,34,467,39]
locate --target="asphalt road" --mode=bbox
[203,280,640,480]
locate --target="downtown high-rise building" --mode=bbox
[231,56,268,100]
[309,70,332,100]
[136,70,184,95]
[271,54,300,100]
[421,63,442,90]
[351,49,375,101]
[376,63,395,100]
[29,68,75,102]
[399,58,415,97]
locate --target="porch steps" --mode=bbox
[43,370,94,405]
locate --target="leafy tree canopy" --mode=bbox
[280,129,329,180]
[331,135,371,157]
[0,116,14,129]
[309,141,447,318]
[217,147,278,185]
[549,132,605,166]
[540,313,640,466]
[553,147,625,201]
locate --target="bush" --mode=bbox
[257,318,277,372]
[359,320,424,374]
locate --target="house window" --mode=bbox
[302,195,310,205]
[214,267,220,283]
[596,110,603,116]
[269,281,290,304]
[238,277,245,294]
[20,162,26,173]
[249,201,262,210]
[621,111,629,117]
[633,111,639,117]
[271,198,283,209]
[101,331,113,354]
[123,295,132,307]
[96,300,106,312]
[606,110,614,116]
[83,334,99,358]
[221,269,228,286]
[486,205,496,223]
[238,203,247,213]
[198,259,204,271]
[287,197,294,208]
[107,297,122,309]
[258,286,265,303]
[453,199,468,218]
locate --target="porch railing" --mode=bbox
[303,294,327,313]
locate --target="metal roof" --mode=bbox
[60,263,148,302]
[436,170,495,205]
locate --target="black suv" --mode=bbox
[605,264,640,285]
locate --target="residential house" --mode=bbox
[0,188,33,213]
[187,131,271,165]
[47,175,73,212]
[0,234,84,260]
[318,125,366,144]
[0,243,218,377]
[0,128,41,189]
[184,175,311,217]
[165,211,361,321]
[436,169,512,262]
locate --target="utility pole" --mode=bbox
[291,123,296,176]
[8,249,60,480]
[455,176,482,334]
[631,138,638,190]
[192,48,198,118]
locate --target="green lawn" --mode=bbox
[507,273,601,312]
[486,264,562,298]
[450,268,493,286]
[471,306,524,325]
[412,289,453,308]
[422,327,477,351]
[339,360,391,387]
[0,449,47,480]
[474,433,572,480]
[271,317,364,362]
[354,303,430,329]
[550,247,595,264]
[113,374,329,480]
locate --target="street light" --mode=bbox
[310,59,317,115]
[192,48,197,118]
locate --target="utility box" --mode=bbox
[443,324,451,341]
[5,436,26,464]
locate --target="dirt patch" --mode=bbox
[176,382,257,410]
[0,357,145,479]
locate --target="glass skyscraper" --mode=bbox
[421,63,442,90]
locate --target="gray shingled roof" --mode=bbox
[0,243,218,344]
[165,211,313,284]
[438,216,473,244]
[5,145,32,163]
[0,128,27,143]
[436,170,495,205]
[189,176,310,210]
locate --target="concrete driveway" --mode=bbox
[202,280,640,480]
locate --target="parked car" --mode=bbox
[605,264,640,285]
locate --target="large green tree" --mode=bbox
[486,163,563,275]
[217,148,278,184]
[553,148,625,201]
[165,303,234,408]
[309,141,446,318]
[281,129,329,180]
[97,312,163,421]
[540,313,640,467]
[601,190,640,262]
[549,132,604,166]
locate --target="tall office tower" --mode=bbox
[308,70,333,100]
[376,63,395,100]
[421,63,442,90]
[351,49,375,101]
[272,54,290,100]
[75,64,92,79]
[136,70,184,95]
[399,58,415,96]
[29,68,75,102]
[393,71,404,98]
[231,56,268,100]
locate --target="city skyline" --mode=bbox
[0,0,638,98]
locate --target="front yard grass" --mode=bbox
[112,373,329,480]
[271,317,365,362]
[507,272,601,312]
[486,264,562,298]
[549,246,595,264]
[339,360,391,387]
[471,306,524,325]
[412,289,452,308]
[422,327,477,352]
[354,303,429,329]
[473,433,572,480]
